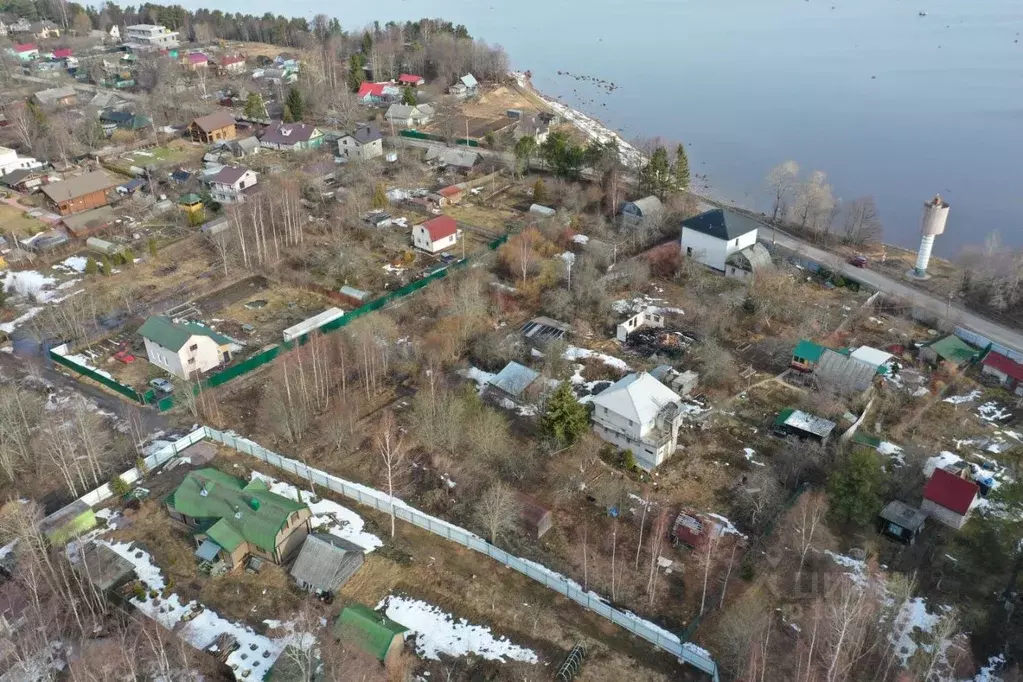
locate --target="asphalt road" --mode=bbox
[766,228,1023,353]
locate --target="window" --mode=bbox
[189,343,198,351]
[686,247,693,256]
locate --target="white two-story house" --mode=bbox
[138,316,234,379]
[124,24,179,49]
[679,208,760,272]
[207,166,257,205]
[412,215,460,253]
[591,372,686,471]
[0,145,43,177]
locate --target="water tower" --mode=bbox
[910,194,949,279]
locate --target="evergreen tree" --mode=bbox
[540,382,590,448]
[361,31,373,55]
[100,254,112,276]
[122,248,135,266]
[243,92,266,119]
[347,54,364,92]
[513,135,536,173]
[532,178,547,204]
[401,86,416,105]
[827,448,885,527]
[148,238,158,258]
[641,146,671,197]
[0,285,6,310]
[285,88,304,121]
[371,182,388,209]
[672,143,690,190]
[282,104,295,123]
[84,256,98,275]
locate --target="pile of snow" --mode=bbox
[823,550,869,587]
[0,306,42,333]
[944,390,981,405]
[743,447,765,467]
[249,472,382,552]
[877,441,906,467]
[704,512,747,538]
[889,597,953,668]
[497,396,538,417]
[978,401,1012,423]
[564,345,630,372]
[58,352,115,380]
[53,256,89,274]
[379,595,538,663]
[572,234,589,245]
[923,451,963,477]
[3,270,56,298]
[459,365,496,393]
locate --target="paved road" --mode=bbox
[766,228,1023,353]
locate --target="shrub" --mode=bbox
[108,475,131,498]
[132,582,146,600]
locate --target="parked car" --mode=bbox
[849,255,868,268]
[114,350,135,363]
[149,378,173,393]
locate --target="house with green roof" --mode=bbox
[920,335,979,368]
[791,339,827,372]
[138,315,235,379]
[165,468,311,569]
[333,604,408,665]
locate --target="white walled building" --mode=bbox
[591,372,686,471]
[679,208,760,272]
[412,215,460,253]
[138,316,234,379]
[207,166,257,204]
[124,24,179,49]
[337,125,383,161]
[0,145,44,177]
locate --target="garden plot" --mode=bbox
[378,595,538,663]
[93,539,296,680]
[213,285,334,352]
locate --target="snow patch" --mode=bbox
[743,447,765,466]
[459,365,496,393]
[379,595,538,663]
[944,390,981,405]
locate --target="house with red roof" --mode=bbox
[412,215,460,254]
[981,350,1023,396]
[217,54,246,73]
[398,73,424,86]
[921,467,979,529]
[52,48,73,59]
[436,185,463,206]
[184,52,208,69]
[12,43,38,61]
[357,82,386,101]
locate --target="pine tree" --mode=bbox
[122,247,135,266]
[540,382,590,448]
[672,143,690,190]
[282,104,295,123]
[243,92,265,119]
[101,254,112,276]
[641,146,671,198]
[361,31,373,55]
[401,86,416,105]
[347,54,364,93]
[532,178,547,204]
[285,88,304,121]
[371,182,388,209]
[84,256,98,275]
[827,448,885,527]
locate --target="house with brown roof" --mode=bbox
[186,111,237,144]
[207,166,257,204]
[258,121,324,151]
[41,171,119,215]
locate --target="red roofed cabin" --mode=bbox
[436,185,463,206]
[921,468,979,530]
[981,351,1023,397]
[412,215,460,253]
[671,510,729,550]
[357,82,387,101]
[398,73,425,86]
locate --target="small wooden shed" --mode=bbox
[516,492,552,539]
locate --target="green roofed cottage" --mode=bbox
[138,315,235,379]
[334,604,408,664]
[165,468,311,569]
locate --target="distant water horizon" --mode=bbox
[181,0,1023,256]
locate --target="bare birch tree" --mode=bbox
[376,411,407,538]
[766,160,800,221]
[792,491,828,583]
[475,482,519,545]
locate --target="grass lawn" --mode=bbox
[0,203,48,237]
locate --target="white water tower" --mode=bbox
[912,194,949,278]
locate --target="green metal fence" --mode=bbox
[153,234,510,411]
[50,351,150,404]
[398,129,480,147]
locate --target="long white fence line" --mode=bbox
[202,427,720,681]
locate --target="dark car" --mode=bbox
[849,255,868,268]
